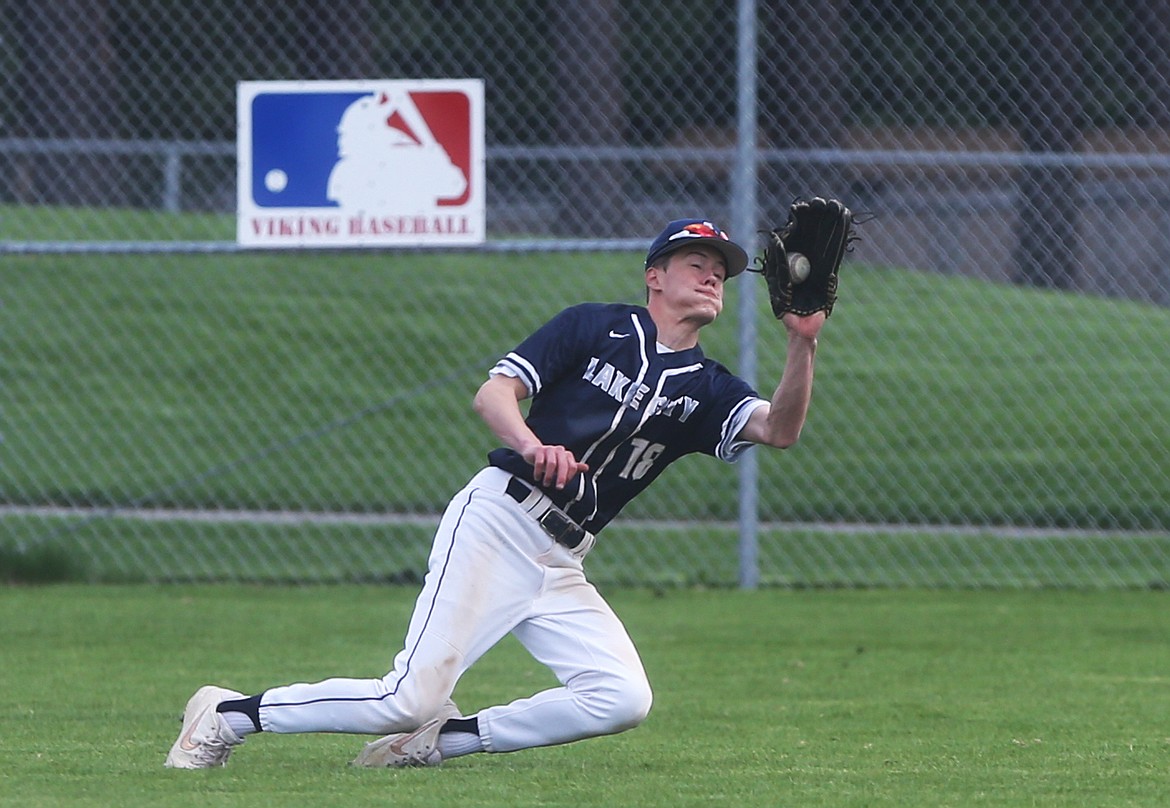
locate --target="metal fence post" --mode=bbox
[163,147,182,213]
[732,0,760,589]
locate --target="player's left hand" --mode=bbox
[782,310,826,341]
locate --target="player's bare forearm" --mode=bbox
[741,313,823,449]
[473,375,588,489]
[766,332,817,447]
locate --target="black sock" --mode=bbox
[440,715,479,735]
[217,695,263,733]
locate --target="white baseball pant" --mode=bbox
[256,467,653,753]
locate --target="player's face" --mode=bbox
[655,246,726,324]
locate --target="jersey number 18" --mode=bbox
[619,438,665,480]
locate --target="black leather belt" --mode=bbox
[504,476,587,549]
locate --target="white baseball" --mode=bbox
[788,252,811,283]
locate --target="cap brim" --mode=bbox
[654,237,750,278]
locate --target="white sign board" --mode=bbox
[237,79,485,248]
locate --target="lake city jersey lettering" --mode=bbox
[582,357,700,421]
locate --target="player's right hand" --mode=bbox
[527,444,589,490]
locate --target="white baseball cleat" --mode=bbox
[350,701,461,768]
[164,685,246,769]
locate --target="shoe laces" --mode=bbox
[189,737,234,767]
[191,717,243,767]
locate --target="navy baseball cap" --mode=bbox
[644,218,750,277]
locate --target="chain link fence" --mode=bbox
[3,0,1169,587]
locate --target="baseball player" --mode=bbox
[166,217,829,769]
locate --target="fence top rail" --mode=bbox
[0,138,235,157]
[0,239,650,255]
[4,138,1170,170]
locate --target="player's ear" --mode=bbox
[645,263,665,293]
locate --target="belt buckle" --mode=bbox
[536,509,583,549]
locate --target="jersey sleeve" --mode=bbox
[714,396,769,461]
[693,370,769,462]
[489,304,595,396]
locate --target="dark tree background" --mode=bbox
[5,0,1170,285]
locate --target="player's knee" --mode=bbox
[576,672,653,734]
[612,677,653,731]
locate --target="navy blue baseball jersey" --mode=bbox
[488,302,767,534]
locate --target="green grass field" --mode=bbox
[4,210,1170,803]
[2,584,1168,807]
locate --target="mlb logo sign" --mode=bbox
[237,79,485,248]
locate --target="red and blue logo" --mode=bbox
[248,89,473,209]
